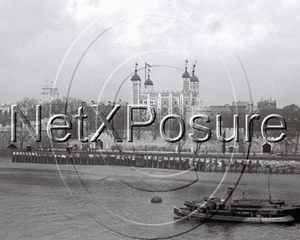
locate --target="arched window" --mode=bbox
[172,107,179,114]
[163,101,167,105]
[161,107,168,115]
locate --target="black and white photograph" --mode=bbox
[0,1,300,239]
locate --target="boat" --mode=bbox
[174,187,300,224]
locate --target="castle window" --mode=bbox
[163,108,168,114]
[174,101,177,105]
[150,100,153,104]
[144,100,147,104]
[173,107,179,114]
[163,101,167,105]
[186,101,188,105]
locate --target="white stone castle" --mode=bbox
[130,60,209,122]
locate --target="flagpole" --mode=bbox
[145,62,146,89]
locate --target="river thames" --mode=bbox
[0,156,299,240]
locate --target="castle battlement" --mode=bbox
[140,89,182,93]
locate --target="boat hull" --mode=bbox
[184,200,300,223]
[174,207,295,224]
[284,205,300,222]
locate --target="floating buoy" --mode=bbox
[151,196,162,203]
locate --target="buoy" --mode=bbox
[151,196,162,203]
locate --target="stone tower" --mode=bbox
[190,64,200,105]
[131,63,141,105]
[182,59,190,93]
[144,68,153,91]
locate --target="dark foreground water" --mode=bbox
[0,157,299,240]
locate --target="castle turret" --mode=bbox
[144,68,153,91]
[190,64,199,93]
[131,62,141,104]
[182,59,190,92]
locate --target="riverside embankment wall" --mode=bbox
[11,150,300,174]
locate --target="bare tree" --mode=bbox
[266,129,298,155]
[16,97,39,116]
[280,133,297,156]
[238,130,248,155]
[190,118,209,155]
[150,116,160,140]
[0,129,11,148]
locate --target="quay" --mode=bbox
[11,150,300,174]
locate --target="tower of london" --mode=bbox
[130,60,209,122]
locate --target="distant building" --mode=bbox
[209,101,252,129]
[40,78,59,103]
[232,101,253,114]
[251,104,300,132]
[0,103,10,115]
[257,98,277,110]
[75,100,128,144]
[282,104,300,131]
[0,103,12,127]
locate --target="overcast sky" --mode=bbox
[0,0,299,108]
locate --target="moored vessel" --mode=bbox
[174,187,299,224]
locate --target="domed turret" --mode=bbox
[144,77,153,86]
[190,64,199,82]
[182,63,190,78]
[131,62,141,104]
[131,63,141,81]
[144,68,153,90]
[182,59,190,92]
[182,71,190,78]
[190,73,199,82]
[131,69,141,81]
